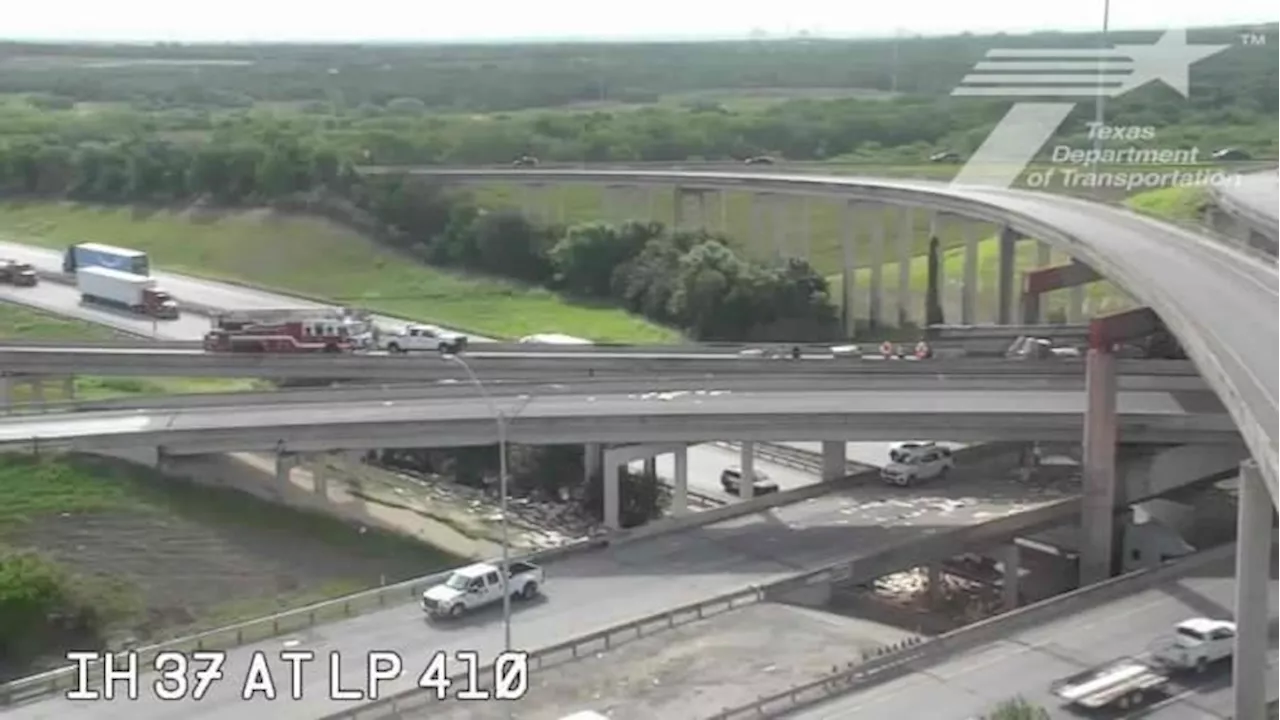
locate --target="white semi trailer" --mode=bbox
[76,266,179,319]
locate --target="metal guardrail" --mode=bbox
[316,586,767,719]
[0,538,605,707]
[708,543,1238,719]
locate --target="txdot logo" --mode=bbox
[949,29,1232,190]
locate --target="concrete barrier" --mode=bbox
[708,543,1238,719]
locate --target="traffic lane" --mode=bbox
[783,441,970,469]
[1218,170,1279,223]
[0,388,1209,435]
[643,443,821,498]
[0,241,493,342]
[13,493,903,719]
[790,557,1278,720]
[6,455,1049,718]
[0,281,213,340]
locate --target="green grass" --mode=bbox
[0,453,461,638]
[1123,185,1210,223]
[0,202,680,343]
[0,301,265,402]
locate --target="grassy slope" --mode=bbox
[0,203,679,342]
[0,453,459,645]
[0,301,263,401]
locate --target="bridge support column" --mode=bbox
[772,196,789,259]
[896,207,913,328]
[868,210,886,330]
[275,452,298,486]
[717,191,729,234]
[841,202,858,337]
[584,443,602,486]
[311,455,329,496]
[672,186,686,229]
[1080,345,1118,586]
[672,446,689,516]
[0,374,11,409]
[961,222,979,325]
[749,196,766,255]
[603,462,620,530]
[739,441,756,501]
[1000,543,1021,611]
[62,376,75,400]
[997,226,1019,325]
[821,441,846,482]
[642,456,657,477]
[926,562,944,607]
[1233,460,1274,720]
[798,196,812,258]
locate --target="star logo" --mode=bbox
[1111,29,1231,98]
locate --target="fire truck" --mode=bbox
[203,308,374,353]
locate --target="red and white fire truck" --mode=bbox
[203,308,375,353]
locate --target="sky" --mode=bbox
[2,0,1277,43]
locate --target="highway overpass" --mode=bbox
[1208,170,1279,255]
[0,387,1238,455]
[0,343,1202,382]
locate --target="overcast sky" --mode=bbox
[3,0,1277,42]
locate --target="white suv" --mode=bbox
[881,447,954,486]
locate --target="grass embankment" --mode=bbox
[0,202,679,342]
[0,453,460,660]
[0,301,263,403]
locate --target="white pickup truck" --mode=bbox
[421,561,544,619]
[1052,618,1236,710]
[378,324,467,354]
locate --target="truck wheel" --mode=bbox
[1195,657,1207,673]
[938,466,950,480]
[448,604,464,618]
[387,343,402,354]
[324,343,340,353]
[520,582,538,600]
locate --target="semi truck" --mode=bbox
[0,259,38,286]
[204,309,372,353]
[63,242,151,276]
[76,266,178,319]
[1052,618,1236,711]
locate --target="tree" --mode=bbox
[580,466,670,528]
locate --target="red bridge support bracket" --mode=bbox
[1020,261,1102,325]
[1088,307,1160,350]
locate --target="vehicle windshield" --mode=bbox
[443,573,470,590]
[1175,627,1207,644]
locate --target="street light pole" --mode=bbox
[443,354,513,652]
[1092,0,1113,194]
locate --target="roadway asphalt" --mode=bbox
[0,241,431,339]
[0,388,1224,448]
[789,554,1278,720]
[5,454,1057,719]
[1216,170,1279,227]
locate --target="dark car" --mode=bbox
[512,155,539,167]
[720,467,780,495]
[744,156,775,165]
